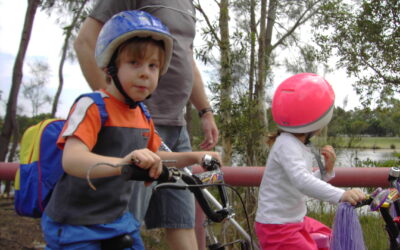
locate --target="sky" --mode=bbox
[0,1,91,118]
[0,1,361,119]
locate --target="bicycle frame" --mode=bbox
[355,167,400,250]
[121,158,257,250]
[197,181,256,247]
[387,167,400,250]
[160,142,259,250]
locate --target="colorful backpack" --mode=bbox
[14,92,108,217]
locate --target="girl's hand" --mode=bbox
[341,188,365,205]
[321,145,336,173]
[122,148,162,179]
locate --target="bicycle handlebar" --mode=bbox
[121,164,174,182]
[120,162,231,223]
[355,183,400,250]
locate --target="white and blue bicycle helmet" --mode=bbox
[95,10,173,108]
[96,10,173,75]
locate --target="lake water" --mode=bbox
[306,148,400,213]
[335,148,398,167]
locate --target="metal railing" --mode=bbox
[0,162,392,249]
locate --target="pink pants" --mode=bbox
[255,216,331,250]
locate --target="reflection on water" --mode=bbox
[335,148,398,167]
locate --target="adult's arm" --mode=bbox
[74,17,108,90]
[157,151,221,169]
[189,58,219,150]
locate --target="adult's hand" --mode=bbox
[199,112,219,150]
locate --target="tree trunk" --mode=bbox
[0,0,40,161]
[248,0,256,102]
[246,0,268,166]
[219,0,233,165]
[7,122,20,163]
[245,0,260,166]
[248,0,277,166]
[2,123,20,197]
[52,0,88,117]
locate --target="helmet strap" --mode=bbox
[107,64,139,109]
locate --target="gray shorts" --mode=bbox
[144,125,195,229]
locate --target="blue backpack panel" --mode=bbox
[14,92,108,217]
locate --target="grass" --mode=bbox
[359,213,389,249]
[308,201,389,250]
[312,211,389,249]
[334,136,400,149]
[141,228,168,250]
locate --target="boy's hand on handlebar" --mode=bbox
[340,188,366,205]
[121,149,162,180]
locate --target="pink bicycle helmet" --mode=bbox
[272,73,335,133]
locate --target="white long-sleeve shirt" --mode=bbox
[255,132,345,224]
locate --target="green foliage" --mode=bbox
[194,0,340,166]
[221,95,268,165]
[358,157,400,168]
[186,106,205,151]
[313,0,400,106]
[324,136,400,149]
[328,101,400,137]
[18,113,54,132]
[41,0,93,62]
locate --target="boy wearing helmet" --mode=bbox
[41,11,220,249]
[75,2,218,249]
[255,73,365,250]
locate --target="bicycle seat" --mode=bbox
[101,234,133,250]
[311,233,330,249]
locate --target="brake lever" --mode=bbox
[154,169,225,191]
[153,182,189,191]
[153,167,187,191]
[202,154,221,171]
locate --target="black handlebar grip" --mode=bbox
[121,164,170,182]
[157,166,171,182]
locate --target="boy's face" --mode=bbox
[108,42,162,102]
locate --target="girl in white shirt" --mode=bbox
[255,73,365,250]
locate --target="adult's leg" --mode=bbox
[127,181,153,224]
[145,125,197,250]
[165,228,198,250]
